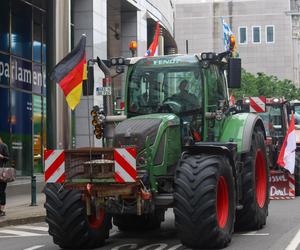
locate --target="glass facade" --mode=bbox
[0,0,47,176]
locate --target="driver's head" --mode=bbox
[178,80,188,92]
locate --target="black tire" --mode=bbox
[295,152,300,196]
[113,209,164,231]
[235,128,269,231]
[44,183,110,249]
[174,154,235,249]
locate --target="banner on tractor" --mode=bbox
[44,150,65,183]
[249,96,266,113]
[269,170,295,200]
[114,147,137,183]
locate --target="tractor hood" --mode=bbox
[113,114,179,152]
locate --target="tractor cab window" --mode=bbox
[294,105,300,129]
[128,55,203,145]
[127,56,203,116]
[205,64,227,110]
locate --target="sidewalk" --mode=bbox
[0,175,46,227]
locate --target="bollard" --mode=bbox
[31,175,37,206]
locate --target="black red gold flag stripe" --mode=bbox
[50,35,87,110]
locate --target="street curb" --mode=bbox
[0,215,46,228]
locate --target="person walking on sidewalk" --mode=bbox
[0,137,9,216]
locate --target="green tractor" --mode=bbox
[44,52,269,249]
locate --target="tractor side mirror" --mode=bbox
[227,58,241,88]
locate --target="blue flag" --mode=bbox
[222,18,232,51]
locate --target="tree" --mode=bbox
[232,70,300,100]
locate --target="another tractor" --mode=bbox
[241,97,299,197]
[44,52,269,249]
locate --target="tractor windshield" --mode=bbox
[127,55,202,116]
[293,104,300,129]
[260,105,283,137]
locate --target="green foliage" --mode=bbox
[232,70,300,100]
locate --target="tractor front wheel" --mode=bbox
[174,154,235,249]
[235,128,269,230]
[44,183,110,249]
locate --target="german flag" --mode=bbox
[50,35,87,110]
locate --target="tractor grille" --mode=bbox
[113,118,162,152]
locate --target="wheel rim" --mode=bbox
[89,208,105,229]
[255,150,267,208]
[216,176,229,229]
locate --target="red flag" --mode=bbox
[145,22,160,57]
[277,112,296,174]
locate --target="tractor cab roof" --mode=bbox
[127,52,229,65]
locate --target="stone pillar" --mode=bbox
[46,0,71,149]
[158,27,164,56]
[121,11,137,58]
[121,11,137,98]
[137,9,147,57]
[73,0,107,147]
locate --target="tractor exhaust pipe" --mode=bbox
[96,57,113,116]
[96,57,127,145]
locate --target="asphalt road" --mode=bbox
[1,198,300,250]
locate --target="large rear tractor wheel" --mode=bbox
[295,152,300,196]
[113,209,164,231]
[174,154,235,249]
[235,128,269,230]
[44,183,110,249]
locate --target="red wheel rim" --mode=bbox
[255,150,267,208]
[89,208,105,229]
[216,176,229,229]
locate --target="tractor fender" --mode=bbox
[182,144,239,204]
[182,144,237,179]
[220,113,266,154]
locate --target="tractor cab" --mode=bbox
[242,97,290,168]
[261,98,290,145]
[125,53,240,146]
[126,55,203,145]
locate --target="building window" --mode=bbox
[239,27,247,44]
[0,1,9,52]
[252,26,261,44]
[11,0,32,60]
[266,25,275,43]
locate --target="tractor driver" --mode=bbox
[171,80,198,110]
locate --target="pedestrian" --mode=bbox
[0,136,9,216]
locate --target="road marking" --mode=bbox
[14,225,48,232]
[138,243,168,250]
[285,229,300,250]
[24,245,45,250]
[239,231,270,236]
[111,244,138,250]
[168,244,183,250]
[0,229,44,237]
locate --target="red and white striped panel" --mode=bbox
[249,96,266,113]
[289,173,295,198]
[114,148,137,183]
[44,150,65,183]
